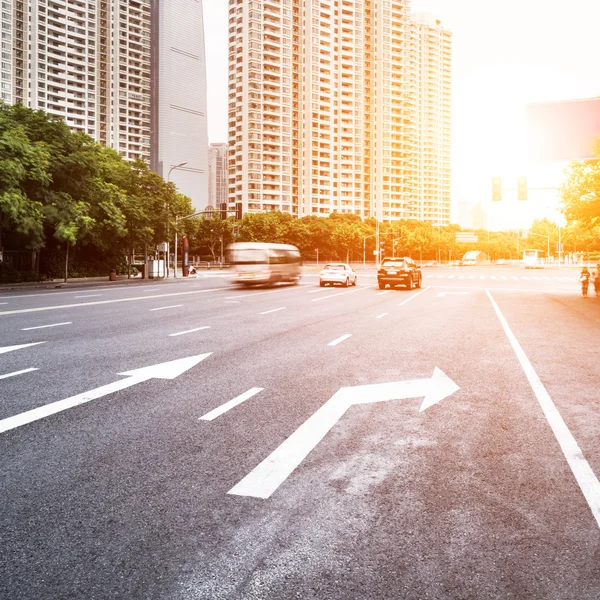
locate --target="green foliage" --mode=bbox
[561,142,600,227]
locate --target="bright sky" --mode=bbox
[202,0,600,227]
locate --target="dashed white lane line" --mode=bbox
[260,307,287,315]
[150,304,184,312]
[487,289,600,529]
[0,368,39,380]
[199,387,264,422]
[21,322,72,331]
[0,302,7,305]
[169,326,211,337]
[375,313,388,319]
[376,290,392,296]
[328,333,352,347]
[75,294,102,299]
[311,286,370,303]
[0,342,46,355]
[0,287,226,316]
[397,287,429,306]
[307,288,329,294]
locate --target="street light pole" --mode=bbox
[167,161,188,278]
[363,233,377,267]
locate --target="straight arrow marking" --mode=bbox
[228,368,459,499]
[0,353,211,435]
[0,342,47,355]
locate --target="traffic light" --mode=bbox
[517,176,528,201]
[492,177,502,201]
[236,202,243,220]
[220,203,227,220]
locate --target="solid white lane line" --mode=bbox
[397,287,428,307]
[307,288,329,294]
[150,304,184,312]
[21,322,72,331]
[376,290,391,296]
[311,286,369,303]
[169,326,211,337]
[0,368,39,380]
[260,307,287,315]
[375,313,388,319]
[328,334,352,347]
[0,342,47,355]
[75,294,102,299]
[486,289,600,529]
[199,387,264,422]
[0,287,225,316]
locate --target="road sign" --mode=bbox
[228,368,460,499]
[373,250,380,255]
[0,353,212,435]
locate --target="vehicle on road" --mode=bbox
[421,261,439,268]
[319,263,357,287]
[461,250,488,266]
[523,249,545,269]
[377,257,422,290]
[227,242,302,286]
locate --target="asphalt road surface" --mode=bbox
[1,267,599,599]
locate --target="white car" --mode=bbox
[319,263,358,287]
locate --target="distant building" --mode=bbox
[227,1,452,224]
[208,143,229,209]
[2,0,208,209]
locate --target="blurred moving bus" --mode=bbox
[523,249,545,268]
[227,242,302,286]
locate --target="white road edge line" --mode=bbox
[328,333,352,347]
[169,326,211,337]
[260,307,287,315]
[149,304,184,312]
[199,387,264,422]
[375,313,388,319]
[398,287,428,307]
[0,368,39,380]
[21,322,72,331]
[486,288,600,529]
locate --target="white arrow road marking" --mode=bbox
[199,387,264,421]
[437,291,470,297]
[487,289,600,528]
[169,326,211,337]
[0,342,47,355]
[0,353,211,435]
[228,368,459,499]
[0,368,39,380]
[328,334,352,347]
[21,322,72,331]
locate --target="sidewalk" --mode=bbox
[0,274,169,293]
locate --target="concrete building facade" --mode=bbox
[228,0,452,224]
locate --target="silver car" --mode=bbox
[319,263,358,287]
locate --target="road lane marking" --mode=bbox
[75,294,102,299]
[311,287,369,303]
[307,288,329,294]
[0,368,39,380]
[150,304,184,312]
[486,289,600,529]
[398,288,428,306]
[226,287,301,300]
[375,313,388,319]
[260,307,287,315]
[376,290,392,296]
[0,302,7,305]
[437,292,469,297]
[169,326,211,337]
[199,387,264,422]
[328,334,352,347]
[0,287,226,316]
[0,354,212,435]
[0,342,47,355]
[21,322,72,331]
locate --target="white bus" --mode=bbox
[227,242,302,286]
[523,249,545,268]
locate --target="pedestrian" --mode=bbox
[580,267,591,298]
[592,263,600,298]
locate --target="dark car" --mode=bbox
[377,257,422,290]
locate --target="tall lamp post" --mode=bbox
[363,233,377,267]
[166,161,188,278]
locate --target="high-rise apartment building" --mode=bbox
[411,12,452,225]
[2,0,208,210]
[228,0,452,224]
[208,143,229,208]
